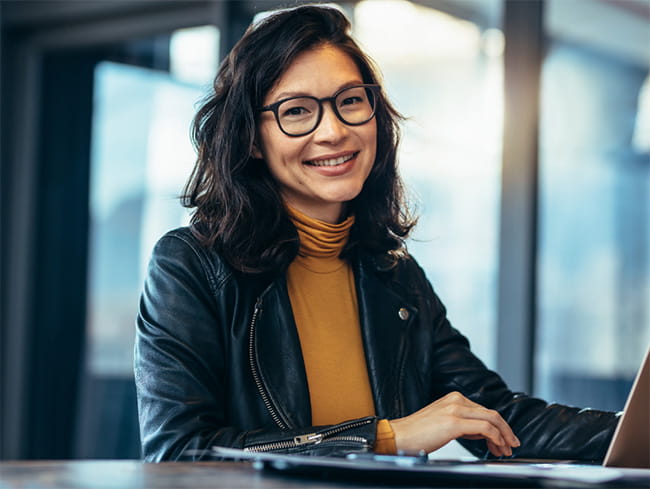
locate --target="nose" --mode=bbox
[313,103,348,143]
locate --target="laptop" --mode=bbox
[212,345,650,486]
[603,344,649,469]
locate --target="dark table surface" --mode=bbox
[2,459,649,489]
[0,459,430,489]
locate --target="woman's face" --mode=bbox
[254,44,377,224]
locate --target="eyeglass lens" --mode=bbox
[277,86,376,136]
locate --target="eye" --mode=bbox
[340,95,364,106]
[282,106,311,117]
[337,87,369,110]
[279,97,318,120]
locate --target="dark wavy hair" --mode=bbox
[182,4,416,274]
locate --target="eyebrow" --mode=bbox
[270,80,365,103]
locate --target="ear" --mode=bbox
[251,135,265,160]
[252,143,264,160]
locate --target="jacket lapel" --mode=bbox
[254,278,312,429]
[355,258,417,419]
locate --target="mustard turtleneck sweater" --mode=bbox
[286,206,395,454]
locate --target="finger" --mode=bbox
[448,403,520,448]
[487,439,512,458]
[456,419,512,456]
[476,409,519,447]
[467,435,508,457]
[438,393,516,442]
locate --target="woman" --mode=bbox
[135,5,617,462]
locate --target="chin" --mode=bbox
[325,194,361,206]
[329,184,365,201]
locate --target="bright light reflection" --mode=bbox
[633,75,650,153]
[355,0,481,61]
[170,25,220,86]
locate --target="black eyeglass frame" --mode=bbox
[259,84,381,137]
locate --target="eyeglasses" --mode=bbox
[259,84,380,137]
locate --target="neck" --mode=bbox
[283,200,347,224]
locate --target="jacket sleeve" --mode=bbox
[134,231,377,461]
[404,258,620,462]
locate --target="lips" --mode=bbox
[305,152,357,167]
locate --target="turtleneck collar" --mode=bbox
[286,205,355,273]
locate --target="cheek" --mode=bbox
[255,123,275,160]
[362,125,379,177]
[364,118,378,146]
[261,138,308,181]
[268,139,307,167]
[257,117,295,152]
[363,124,378,162]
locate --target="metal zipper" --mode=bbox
[248,297,288,430]
[244,418,373,453]
[321,435,369,445]
[244,435,369,453]
[319,418,373,438]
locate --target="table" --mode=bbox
[2,459,649,489]
[0,460,407,489]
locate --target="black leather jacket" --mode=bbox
[135,227,618,462]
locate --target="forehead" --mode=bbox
[265,45,363,101]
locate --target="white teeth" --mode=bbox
[307,153,354,167]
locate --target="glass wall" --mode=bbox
[536,0,650,411]
[77,27,218,457]
[85,62,200,375]
[353,0,504,369]
[353,0,504,457]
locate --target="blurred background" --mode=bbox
[1,0,648,460]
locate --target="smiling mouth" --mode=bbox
[305,152,358,167]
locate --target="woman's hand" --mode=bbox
[389,391,521,457]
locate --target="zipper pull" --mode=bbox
[293,433,323,445]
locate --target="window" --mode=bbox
[353,0,504,369]
[353,0,504,457]
[536,0,650,411]
[85,61,201,376]
[77,26,218,457]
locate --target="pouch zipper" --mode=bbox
[244,418,373,453]
[248,297,289,430]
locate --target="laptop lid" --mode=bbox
[603,345,650,469]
